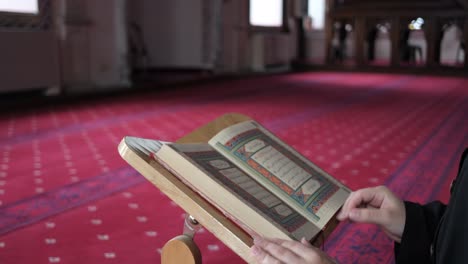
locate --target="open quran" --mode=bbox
[120,118,350,246]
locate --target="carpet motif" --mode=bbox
[0,72,467,264]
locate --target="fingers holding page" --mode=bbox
[335,186,406,243]
[337,186,386,221]
[251,237,334,264]
[251,237,304,264]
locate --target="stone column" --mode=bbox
[354,16,366,66]
[324,0,336,63]
[463,17,468,68]
[424,17,442,67]
[390,17,402,66]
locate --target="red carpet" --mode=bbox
[0,72,467,263]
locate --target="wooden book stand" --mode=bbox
[118,113,254,263]
[118,113,338,263]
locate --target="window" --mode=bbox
[0,0,50,31]
[308,0,325,30]
[0,0,38,14]
[249,0,284,28]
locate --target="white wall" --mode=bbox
[305,30,326,63]
[129,0,208,68]
[440,25,464,65]
[0,31,60,93]
[223,0,297,73]
[61,0,130,92]
[128,0,297,73]
[252,32,296,71]
[87,0,129,88]
[0,0,129,94]
[0,0,61,94]
[0,0,301,94]
[220,0,250,72]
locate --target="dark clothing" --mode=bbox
[400,29,411,62]
[395,149,468,263]
[335,24,348,62]
[367,28,378,61]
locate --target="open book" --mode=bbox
[122,119,350,243]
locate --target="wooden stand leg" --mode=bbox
[161,215,202,264]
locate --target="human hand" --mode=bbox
[250,236,336,264]
[337,185,405,243]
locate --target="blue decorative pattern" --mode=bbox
[0,167,144,236]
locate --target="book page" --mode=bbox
[208,121,351,229]
[124,136,165,157]
[167,143,320,239]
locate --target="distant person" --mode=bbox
[457,41,465,65]
[331,22,348,63]
[337,23,348,62]
[400,27,423,64]
[303,16,313,32]
[251,149,468,264]
[400,27,412,62]
[367,26,379,61]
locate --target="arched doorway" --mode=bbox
[330,20,355,65]
[440,23,464,67]
[367,20,391,66]
[400,17,427,66]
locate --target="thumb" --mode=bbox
[349,208,385,225]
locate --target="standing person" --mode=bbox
[400,27,411,63]
[250,149,468,264]
[337,23,348,62]
[367,26,379,62]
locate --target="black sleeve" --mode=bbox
[395,149,467,264]
[433,149,468,263]
[394,201,446,264]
